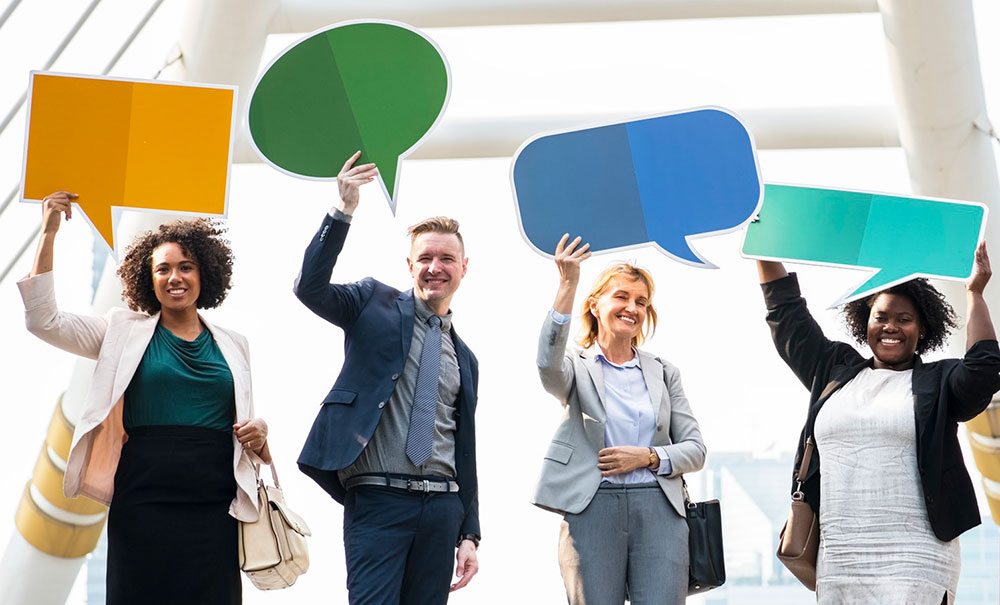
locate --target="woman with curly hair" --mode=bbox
[18,191,269,604]
[756,244,999,605]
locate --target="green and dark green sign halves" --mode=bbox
[247,20,450,213]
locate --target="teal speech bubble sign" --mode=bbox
[742,184,988,306]
[247,20,451,213]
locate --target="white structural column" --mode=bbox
[878,0,1000,523]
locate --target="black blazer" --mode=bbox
[763,273,1000,541]
[293,215,480,539]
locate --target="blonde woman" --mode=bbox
[533,234,706,605]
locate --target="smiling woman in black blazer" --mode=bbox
[756,243,999,605]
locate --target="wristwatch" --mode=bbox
[648,447,660,469]
[457,533,480,549]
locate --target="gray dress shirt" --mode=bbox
[339,296,461,481]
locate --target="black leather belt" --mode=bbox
[345,476,460,494]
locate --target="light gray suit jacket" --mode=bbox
[532,314,706,517]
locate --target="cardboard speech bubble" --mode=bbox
[510,107,762,267]
[247,20,450,214]
[21,72,237,259]
[742,184,988,305]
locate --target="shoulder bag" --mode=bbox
[238,460,312,590]
[776,435,819,591]
[684,478,726,594]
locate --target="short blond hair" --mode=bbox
[407,216,464,255]
[578,262,657,349]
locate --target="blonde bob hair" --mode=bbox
[578,262,658,349]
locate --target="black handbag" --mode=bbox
[684,478,726,595]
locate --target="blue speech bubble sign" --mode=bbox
[510,108,762,266]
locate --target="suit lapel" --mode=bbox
[580,348,608,422]
[398,290,416,361]
[112,313,159,404]
[638,351,664,425]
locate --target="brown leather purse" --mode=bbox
[776,436,819,591]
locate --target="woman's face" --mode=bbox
[867,292,923,370]
[589,275,649,345]
[151,242,200,314]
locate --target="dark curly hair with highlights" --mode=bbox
[117,218,233,314]
[841,279,958,356]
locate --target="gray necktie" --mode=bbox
[406,315,442,466]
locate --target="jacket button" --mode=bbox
[925,495,934,504]
[656,424,663,432]
[378,401,386,409]
[392,373,400,380]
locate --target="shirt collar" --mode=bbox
[414,295,453,332]
[594,348,640,369]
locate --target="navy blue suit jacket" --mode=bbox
[294,215,480,538]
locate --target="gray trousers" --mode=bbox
[559,482,688,605]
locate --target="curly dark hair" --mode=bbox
[841,279,957,356]
[117,218,233,314]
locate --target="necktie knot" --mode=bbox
[429,315,441,328]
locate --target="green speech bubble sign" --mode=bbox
[247,20,450,213]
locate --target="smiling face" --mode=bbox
[151,242,201,315]
[407,232,467,314]
[589,275,649,346]
[867,292,923,370]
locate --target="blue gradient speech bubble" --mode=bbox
[510,108,762,267]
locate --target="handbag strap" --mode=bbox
[681,477,695,510]
[792,436,815,498]
[253,458,282,490]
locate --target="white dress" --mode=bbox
[814,368,959,605]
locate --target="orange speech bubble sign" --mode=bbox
[22,72,237,258]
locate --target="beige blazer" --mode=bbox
[18,271,260,522]
[533,314,706,517]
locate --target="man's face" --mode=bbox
[407,232,467,311]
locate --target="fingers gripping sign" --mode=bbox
[41,191,77,233]
[336,151,379,214]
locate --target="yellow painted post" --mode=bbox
[966,399,1000,524]
[14,398,107,558]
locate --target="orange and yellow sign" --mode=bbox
[22,72,237,256]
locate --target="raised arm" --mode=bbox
[965,241,996,348]
[31,191,76,277]
[19,191,108,359]
[538,235,590,400]
[756,259,788,284]
[755,259,860,390]
[292,152,378,326]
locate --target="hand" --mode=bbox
[234,418,268,455]
[597,446,651,477]
[554,233,591,286]
[450,540,479,592]
[336,151,378,215]
[41,191,77,234]
[968,241,991,295]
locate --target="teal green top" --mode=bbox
[124,323,235,432]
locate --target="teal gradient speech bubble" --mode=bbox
[743,184,988,305]
[247,20,450,213]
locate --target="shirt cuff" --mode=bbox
[550,308,572,325]
[653,447,672,475]
[328,208,353,223]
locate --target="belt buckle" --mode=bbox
[407,479,430,493]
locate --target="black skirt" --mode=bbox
[107,425,241,605]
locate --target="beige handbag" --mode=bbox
[238,461,311,590]
[776,436,819,591]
